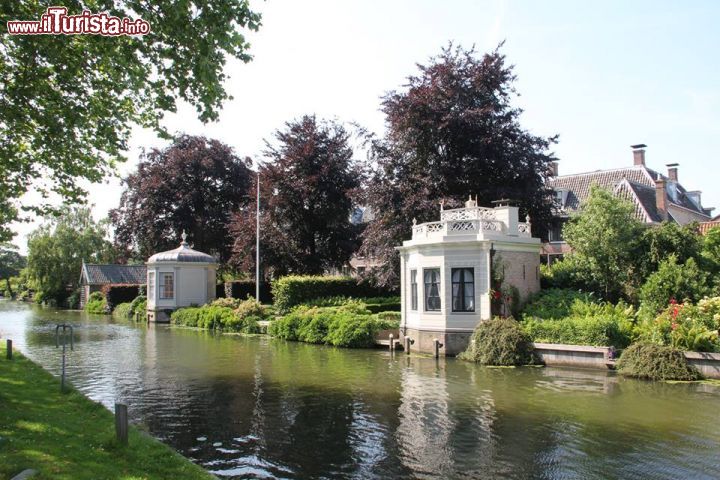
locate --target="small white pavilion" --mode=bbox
[396,197,541,355]
[146,232,217,323]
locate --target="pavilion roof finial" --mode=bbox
[465,195,477,208]
[180,230,188,246]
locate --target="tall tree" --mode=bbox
[110,135,253,265]
[0,1,261,240]
[361,45,557,287]
[229,116,362,276]
[0,244,26,297]
[562,185,646,301]
[27,207,115,302]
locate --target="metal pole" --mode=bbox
[61,340,66,392]
[6,339,12,360]
[256,171,260,302]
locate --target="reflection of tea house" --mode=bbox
[397,198,541,355]
[146,232,217,323]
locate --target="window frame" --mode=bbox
[423,268,441,312]
[410,269,418,311]
[160,272,175,300]
[451,267,475,312]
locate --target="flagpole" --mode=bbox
[256,171,260,302]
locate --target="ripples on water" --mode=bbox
[2,300,720,479]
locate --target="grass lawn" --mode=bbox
[0,343,214,480]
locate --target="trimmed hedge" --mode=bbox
[272,276,393,313]
[224,280,273,304]
[522,315,631,348]
[101,284,142,311]
[616,343,701,381]
[459,317,534,366]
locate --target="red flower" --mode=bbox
[669,298,677,305]
[493,290,502,300]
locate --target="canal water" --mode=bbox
[2,300,720,479]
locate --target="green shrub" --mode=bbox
[523,315,631,348]
[268,310,303,341]
[211,297,241,309]
[113,302,134,320]
[521,288,596,319]
[376,311,401,330]
[3,288,11,299]
[66,289,81,309]
[639,256,713,315]
[235,297,267,319]
[85,291,108,314]
[130,295,146,314]
[134,299,147,322]
[171,307,204,327]
[539,258,585,290]
[616,342,701,381]
[459,317,534,366]
[325,313,379,348]
[272,275,392,313]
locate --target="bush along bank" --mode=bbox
[112,295,147,322]
[269,299,400,348]
[458,317,535,366]
[171,297,267,334]
[0,343,214,480]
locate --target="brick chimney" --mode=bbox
[631,144,646,166]
[549,161,559,177]
[655,178,668,221]
[666,163,679,182]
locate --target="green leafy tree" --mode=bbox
[639,256,713,315]
[0,1,261,241]
[562,185,645,301]
[701,227,720,277]
[639,221,703,278]
[0,244,26,297]
[27,207,115,303]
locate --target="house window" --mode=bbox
[148,272,155,300]
[452,268,475,312]
[410,270,418,311]
[424,268,441,311]
[549,219,567,242]
[160,273,174,299]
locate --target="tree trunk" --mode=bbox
[5,278,14,298]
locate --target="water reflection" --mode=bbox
[2,300,720,479]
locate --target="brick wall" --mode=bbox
[496,250,540,303]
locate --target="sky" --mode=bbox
[10,0,720,253]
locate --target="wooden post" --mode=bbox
[115,403,128,445]
[6,339,12,360]
[433,339,443,359]
[389,334,394,352]
[405,336,411,355]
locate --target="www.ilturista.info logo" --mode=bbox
[7,7,150,36]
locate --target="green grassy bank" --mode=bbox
[0,343,213,480]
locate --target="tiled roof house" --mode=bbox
[78,261,146,307]
[543,145,714,263]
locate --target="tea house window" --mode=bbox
[451,268,475,312]
[424,268,441,311]
[160,272,174,299]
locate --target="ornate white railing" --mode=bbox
[517,222,531,237]
[413,219,505,239]
[440,207,496,221]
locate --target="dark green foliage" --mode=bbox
[271,276,393,313]
[539,258,585,290]
[224,280,273,303]
[112,302,134,320]
[376,311,401,330]
[616,343,701,381]
[85,291,108,315]
[66,289,80,310]
[639,256,713,315]
[523,316,631,348]
[459,317,535,366]
[639,222,703,279]
[0,244,25,297]
[102,284,141,311]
